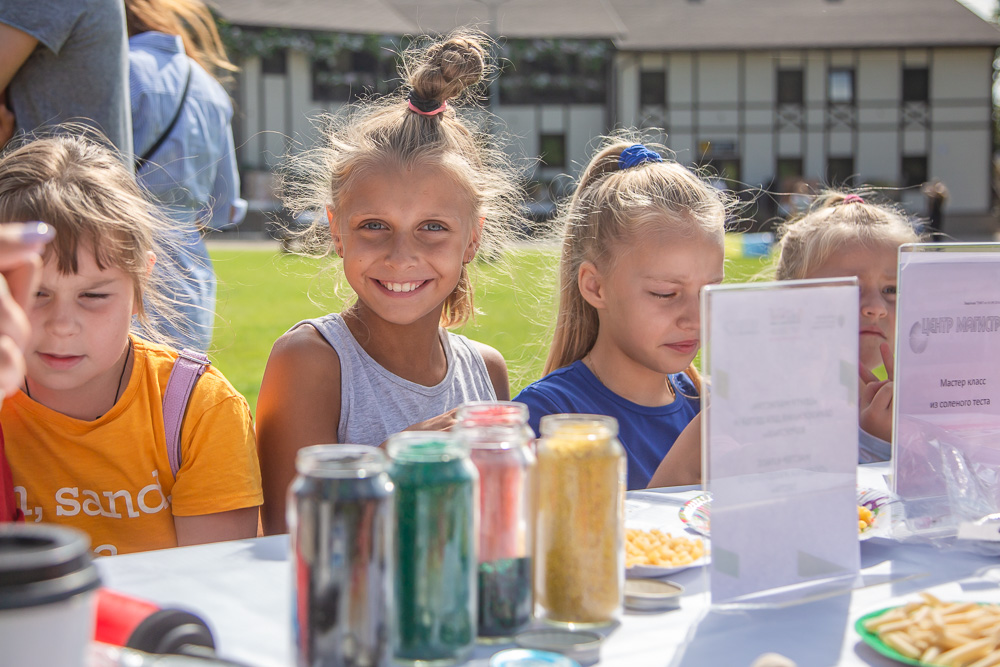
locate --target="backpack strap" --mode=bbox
[135,61,193,173]
[163,349,210,478]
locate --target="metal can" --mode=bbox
[387,431,478,666]
[455,401,536,641]
[288,445,394,667]
[534,414,625,626]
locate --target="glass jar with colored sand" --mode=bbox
[455,401,536,641]
[387,432,479,666]
[534,414,625,626]
[287,444,394,667]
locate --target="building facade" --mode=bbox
[216,0,1000,235]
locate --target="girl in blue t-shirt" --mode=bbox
[515,137,728,489]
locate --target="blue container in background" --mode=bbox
[741,232,774,258]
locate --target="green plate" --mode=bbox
[854,607,924,666]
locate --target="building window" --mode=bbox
[902,68,929,103]
[311,41,400,103]
[640,70,666,106]
[901,156,928,188]
[776,158,804,184]
[312,58,355,102]
[828,68,855,104]
[700,158,740,190]
[261,50,287,75]
[826,157,855,186]
[539,134,566,168]
[777,70,804,106]
[500,39,611,105]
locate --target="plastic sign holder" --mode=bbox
[702,278,860,608]
[893,242,1000,543]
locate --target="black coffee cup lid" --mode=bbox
[0,524,101,610]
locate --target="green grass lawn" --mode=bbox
[209,243,773,414]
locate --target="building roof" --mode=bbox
[209,0,627,38]
[209,0,1000,49]
[612,0,1000,51]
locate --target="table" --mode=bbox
[96,464,1000,667]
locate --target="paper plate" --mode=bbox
[678,493,711,537]
[626,557,707,579]
[857,487,892,540]
[854,607,924,666]
[678,489,892,540]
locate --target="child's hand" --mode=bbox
[404,407,459,433]
[859,342,895,443]
[0,222,50,404]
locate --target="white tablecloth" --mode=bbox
[96,465,1000,667]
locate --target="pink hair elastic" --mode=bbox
[407,100,448,116]
[843,194,865,204]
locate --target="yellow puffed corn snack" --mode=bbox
[625,528,705,569]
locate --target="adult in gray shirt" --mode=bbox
[0,0,132,158]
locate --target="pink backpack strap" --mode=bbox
[163,349,210,478]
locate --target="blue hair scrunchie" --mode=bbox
[618,144,663,170]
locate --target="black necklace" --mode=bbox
[24,339,133,416]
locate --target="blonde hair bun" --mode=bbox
[406,33,488,105]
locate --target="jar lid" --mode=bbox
[624,579,684,611]
[295,444,388,477]
[386,431,467,461]
[539,413,619,440]
[0,524,100,610]
[456,400,528,427]
[514,628,602,665]
[490,648,581,667]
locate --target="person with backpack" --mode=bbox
[0,133,261,554]
[127,0,246,351]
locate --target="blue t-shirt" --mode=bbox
[515,360,700,490]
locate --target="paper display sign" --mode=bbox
[893,244,1000,537]
[703,279,860,606]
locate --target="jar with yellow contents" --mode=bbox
[534,414,625,626]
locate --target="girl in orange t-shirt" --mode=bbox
[0,133,262,554]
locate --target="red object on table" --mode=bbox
[93,588,215,654]
[0,427,23,523]
[95,588,162,647]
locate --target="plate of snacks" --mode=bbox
[625,525,709,578]
[678,488,891,540]
[856,593,1000,666]
[857,487,893,540]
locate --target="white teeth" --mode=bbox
[382,281,422,293]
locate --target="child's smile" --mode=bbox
[332,163,478,327]
[373,279,430,295]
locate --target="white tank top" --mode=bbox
[291,313,497,446]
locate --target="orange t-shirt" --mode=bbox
[3,337,262,555]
